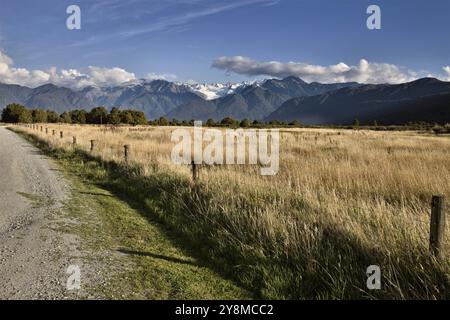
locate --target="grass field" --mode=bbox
[12,124,450,299]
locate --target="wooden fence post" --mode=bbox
[52,129,55,136]
[124,145,129,163]
[192,161,200,183]
[45,128,48,134]
[60,131,63,139]
[430,195,446,258]
[40,126,43,132]
[90,140,95,152]
[73,136,77,146]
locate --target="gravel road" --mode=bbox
[0,126,93,299]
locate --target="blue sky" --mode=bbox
[0,0,449,88]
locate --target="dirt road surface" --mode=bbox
[0,126,94,299]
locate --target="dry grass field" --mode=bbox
[13,124,450,299]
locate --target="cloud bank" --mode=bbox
[0,50,138,89]
[1,50,449,89]
[0,50,175,89]
[212,56,447,84]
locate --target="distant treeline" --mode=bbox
[1,104,147,125]
[431,123,450,134]
[149,117,302,128]
[1,103,449,133]
[0,103,302,128]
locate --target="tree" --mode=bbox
[32,108,48,123]
[130,110,147,125]
[158,116,169,126]
[60,112,72,123]
[206,118,216,127]
[119,110,134,124]
[220,117,238,127]
[353,119,360,127]
[70,109,87,124]
[47,110,60,123]
[87,106,108,124]
[1,104,32,123]
[107,107,121,125]
[269,120,281,126]
[240,118,251,128]
[289,120,301,127]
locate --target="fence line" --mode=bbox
[15,124,449,259]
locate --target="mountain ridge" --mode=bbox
[167,78,361,121]
[0,77,361,120]
[265,77,450,125]
[1,77,449,125]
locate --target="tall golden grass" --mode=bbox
[15,124,450,299]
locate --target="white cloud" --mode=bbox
[0,50,182,89]
[212,56,445,84]
[0,51,51,87]
[44,66,137,89]
[146,72,178,81]
[0,50,139,89]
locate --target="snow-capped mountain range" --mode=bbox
[1,76,449,124]
[0,78,264,119]
[115,79,255,100]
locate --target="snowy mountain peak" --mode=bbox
[184,81,258,100]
